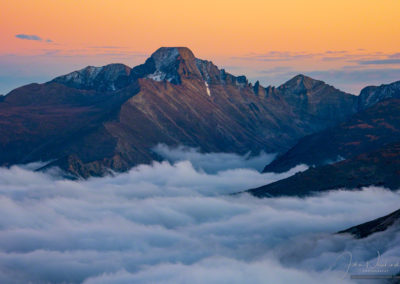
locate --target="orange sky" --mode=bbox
[1,0,400,94]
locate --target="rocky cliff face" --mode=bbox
[0,47,358,177]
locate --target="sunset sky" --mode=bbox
[1,0,400,94]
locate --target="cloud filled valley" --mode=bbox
[0,147,399,283]
[2,1,400,282]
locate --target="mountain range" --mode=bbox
[0,47,360,177]
[1,46,400,245]
[0,46,399,198]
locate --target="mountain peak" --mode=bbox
[143,47,201,84]
[150,47,196,66]
[278,74,339,98]
[129,47,248,86]
[280,74,321,91]
[51,63,131,91]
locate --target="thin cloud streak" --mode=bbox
[15,34,52,43]
[15,34,42,41]
[358,59,400,65]
[232,50,400,66]
[231,51,320,62]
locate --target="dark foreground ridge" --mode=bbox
[338,208,400,239]
[264,98,400,173]
[248,140,400,198]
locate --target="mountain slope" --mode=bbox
[0,47,357,177]
[264,98,400,173]
[248,141,400,198]
[272,74,357,124]
[338,208,400,239]
[0,81,138,167]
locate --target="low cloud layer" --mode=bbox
[358,59,400,65]
[0,150,399,283]
[233,50,400,66]
[153,144,276,173]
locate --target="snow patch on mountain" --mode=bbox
[147,70,167,82]
[205,81,211,96]
[63,66,104,84]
